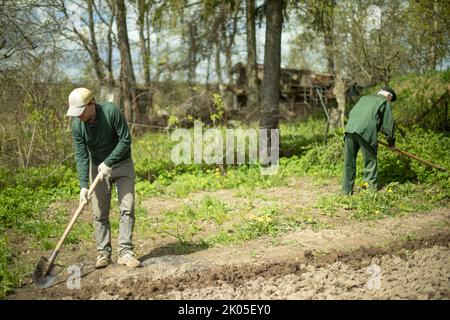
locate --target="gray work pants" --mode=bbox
[89,157,135,256]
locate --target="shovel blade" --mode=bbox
[32,257,58,289]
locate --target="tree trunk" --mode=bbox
[106,0,115,84]
[86,0,105,82]
[223,3,239,83]
[116,0,137,123]
[214,39,223,84]
[223,19,233,83]
[260,0,283,130]
[155,29,161,81]
[246,0,259,110]
[138,0,150,86]
[324,4,344,128]
[429,0,438,70]
[206,50,212,90]
[324,30,334,74]
[333,65,346,128]
[214,39,227,106]
[145,4,152,78]
[187,20,198,84]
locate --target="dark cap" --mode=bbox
[382,87,397,102]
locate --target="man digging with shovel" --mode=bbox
[342,87,397,195]
[67,88,141,269]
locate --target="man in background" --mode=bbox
[342,87,397,195]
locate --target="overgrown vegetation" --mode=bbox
[388,70,450,131]
[0,235,21,299]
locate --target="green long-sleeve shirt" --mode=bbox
[71,102,132,188]
[344,94,396,150]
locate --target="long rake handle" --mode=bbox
[47,173,102,267]
[379,140,448,172]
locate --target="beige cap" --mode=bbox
[67,88,93,117]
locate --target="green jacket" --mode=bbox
[71,102,132,188]
[345,94,396,150]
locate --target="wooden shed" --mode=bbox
[229,62,335,110]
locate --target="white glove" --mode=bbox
[80,187,89,205]
[98,162,112,181]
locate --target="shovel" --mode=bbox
[379,140,448,172]
[32,173,102,289]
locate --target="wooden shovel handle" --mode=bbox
[47,173,103,266]
[379,140,448,172]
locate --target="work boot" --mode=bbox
[95,252,112,269]
[117,251,141,268]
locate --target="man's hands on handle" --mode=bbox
[98,162,112,181]
[79,167,106,205]
[80,163,112,205]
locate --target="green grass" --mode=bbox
[133,193,330,250]
[0,236,21,299]
[0,167,94,298]
[314,183,435,221]
[142,196,231,245]
[1,70,449,298]
[399,233,419,242]
[200,204,330,246]
[131,117,334,198]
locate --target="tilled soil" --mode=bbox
[93,232,450,300]
[163,245,450,300]
[9,231,449,300]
